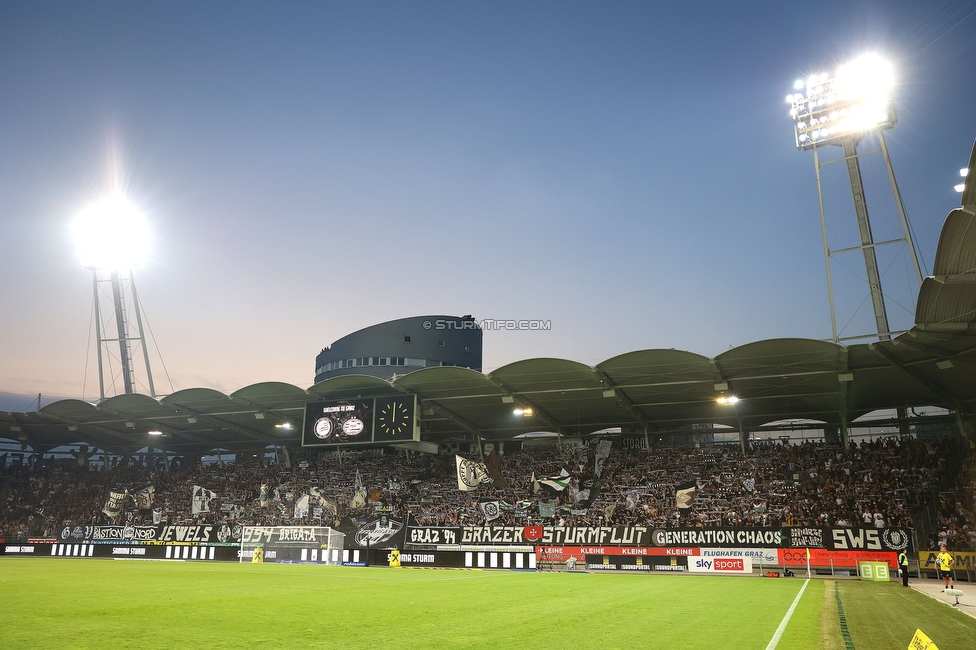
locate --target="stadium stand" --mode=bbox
[1,437,968,551]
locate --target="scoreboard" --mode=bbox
[302,395,419,446]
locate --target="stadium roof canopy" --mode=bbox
[4,142,976,457]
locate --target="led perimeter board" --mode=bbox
[302,395,418,447]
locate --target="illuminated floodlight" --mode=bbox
[513,407,533,416]
[716,395,739,406]
[72,195,150,270]
[787,54,897,150]
[962,168,970,177]
[275,422,293,430]
[956,183,967,193]
[148,430,163,436]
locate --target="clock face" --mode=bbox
[376,398,413,439]
[313,417,334,439]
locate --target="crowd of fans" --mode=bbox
[935,441,976,550]
[0,435,968,549]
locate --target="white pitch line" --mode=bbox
[765,578,810,650]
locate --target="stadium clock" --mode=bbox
[377,399,410,437]
[373,396,417,442]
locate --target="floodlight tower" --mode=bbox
[72,195,156,401]
[787,54,923,343]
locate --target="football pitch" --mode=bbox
[2,558,975,649]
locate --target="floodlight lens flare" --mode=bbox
[835,54,894,99]
[72,195,150,270]
[789,54,896,149]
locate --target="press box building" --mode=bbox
[313,315,483,383]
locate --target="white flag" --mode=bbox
[349,489,367,509]
[675,481,697,512]
[349,469,367,509]
[192,485,217,515]
[456,455,488,491]
[480,501,501,522]
[294,494,310,519]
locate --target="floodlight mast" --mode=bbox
[788,56,924,344]
[88,268,157,401]
[75,196,157,401]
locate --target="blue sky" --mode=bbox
[1,1,974,405]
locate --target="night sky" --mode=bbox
[1,1,974,408]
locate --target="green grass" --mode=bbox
[835,579,976,650]
[1,558,974,649]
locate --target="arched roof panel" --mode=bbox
[163,388,236,411]
[232,381,307,403]
[932,209,976,278]
[307,374,396,399]
[490,358,599,395]
[394,366,501,400]
[39,399,99,419]
[915,278,976,328]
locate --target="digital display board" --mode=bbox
[302,396,418,446]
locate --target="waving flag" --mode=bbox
[456,455,489,491]
[102,490,127,517]
[480,501,501,522]
[486,449,508,488]
[294,494,310,519]
[192,485,217,515]
[593,440,613,477]
[350,469,367,509]
[539,469,571,493]
[132,484,155,510]
[675,480,697,512]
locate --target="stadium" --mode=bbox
[3,6,976,650]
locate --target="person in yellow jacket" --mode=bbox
[935,545,954,591]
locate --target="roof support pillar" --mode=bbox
[838,345,853,453]
[897,407,910,438]
[953,409,971,445]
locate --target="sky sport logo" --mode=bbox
[423,319,551,331]
[691,556,749,572]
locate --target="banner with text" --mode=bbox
[779,547,897,568]
[444,526,911,550]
